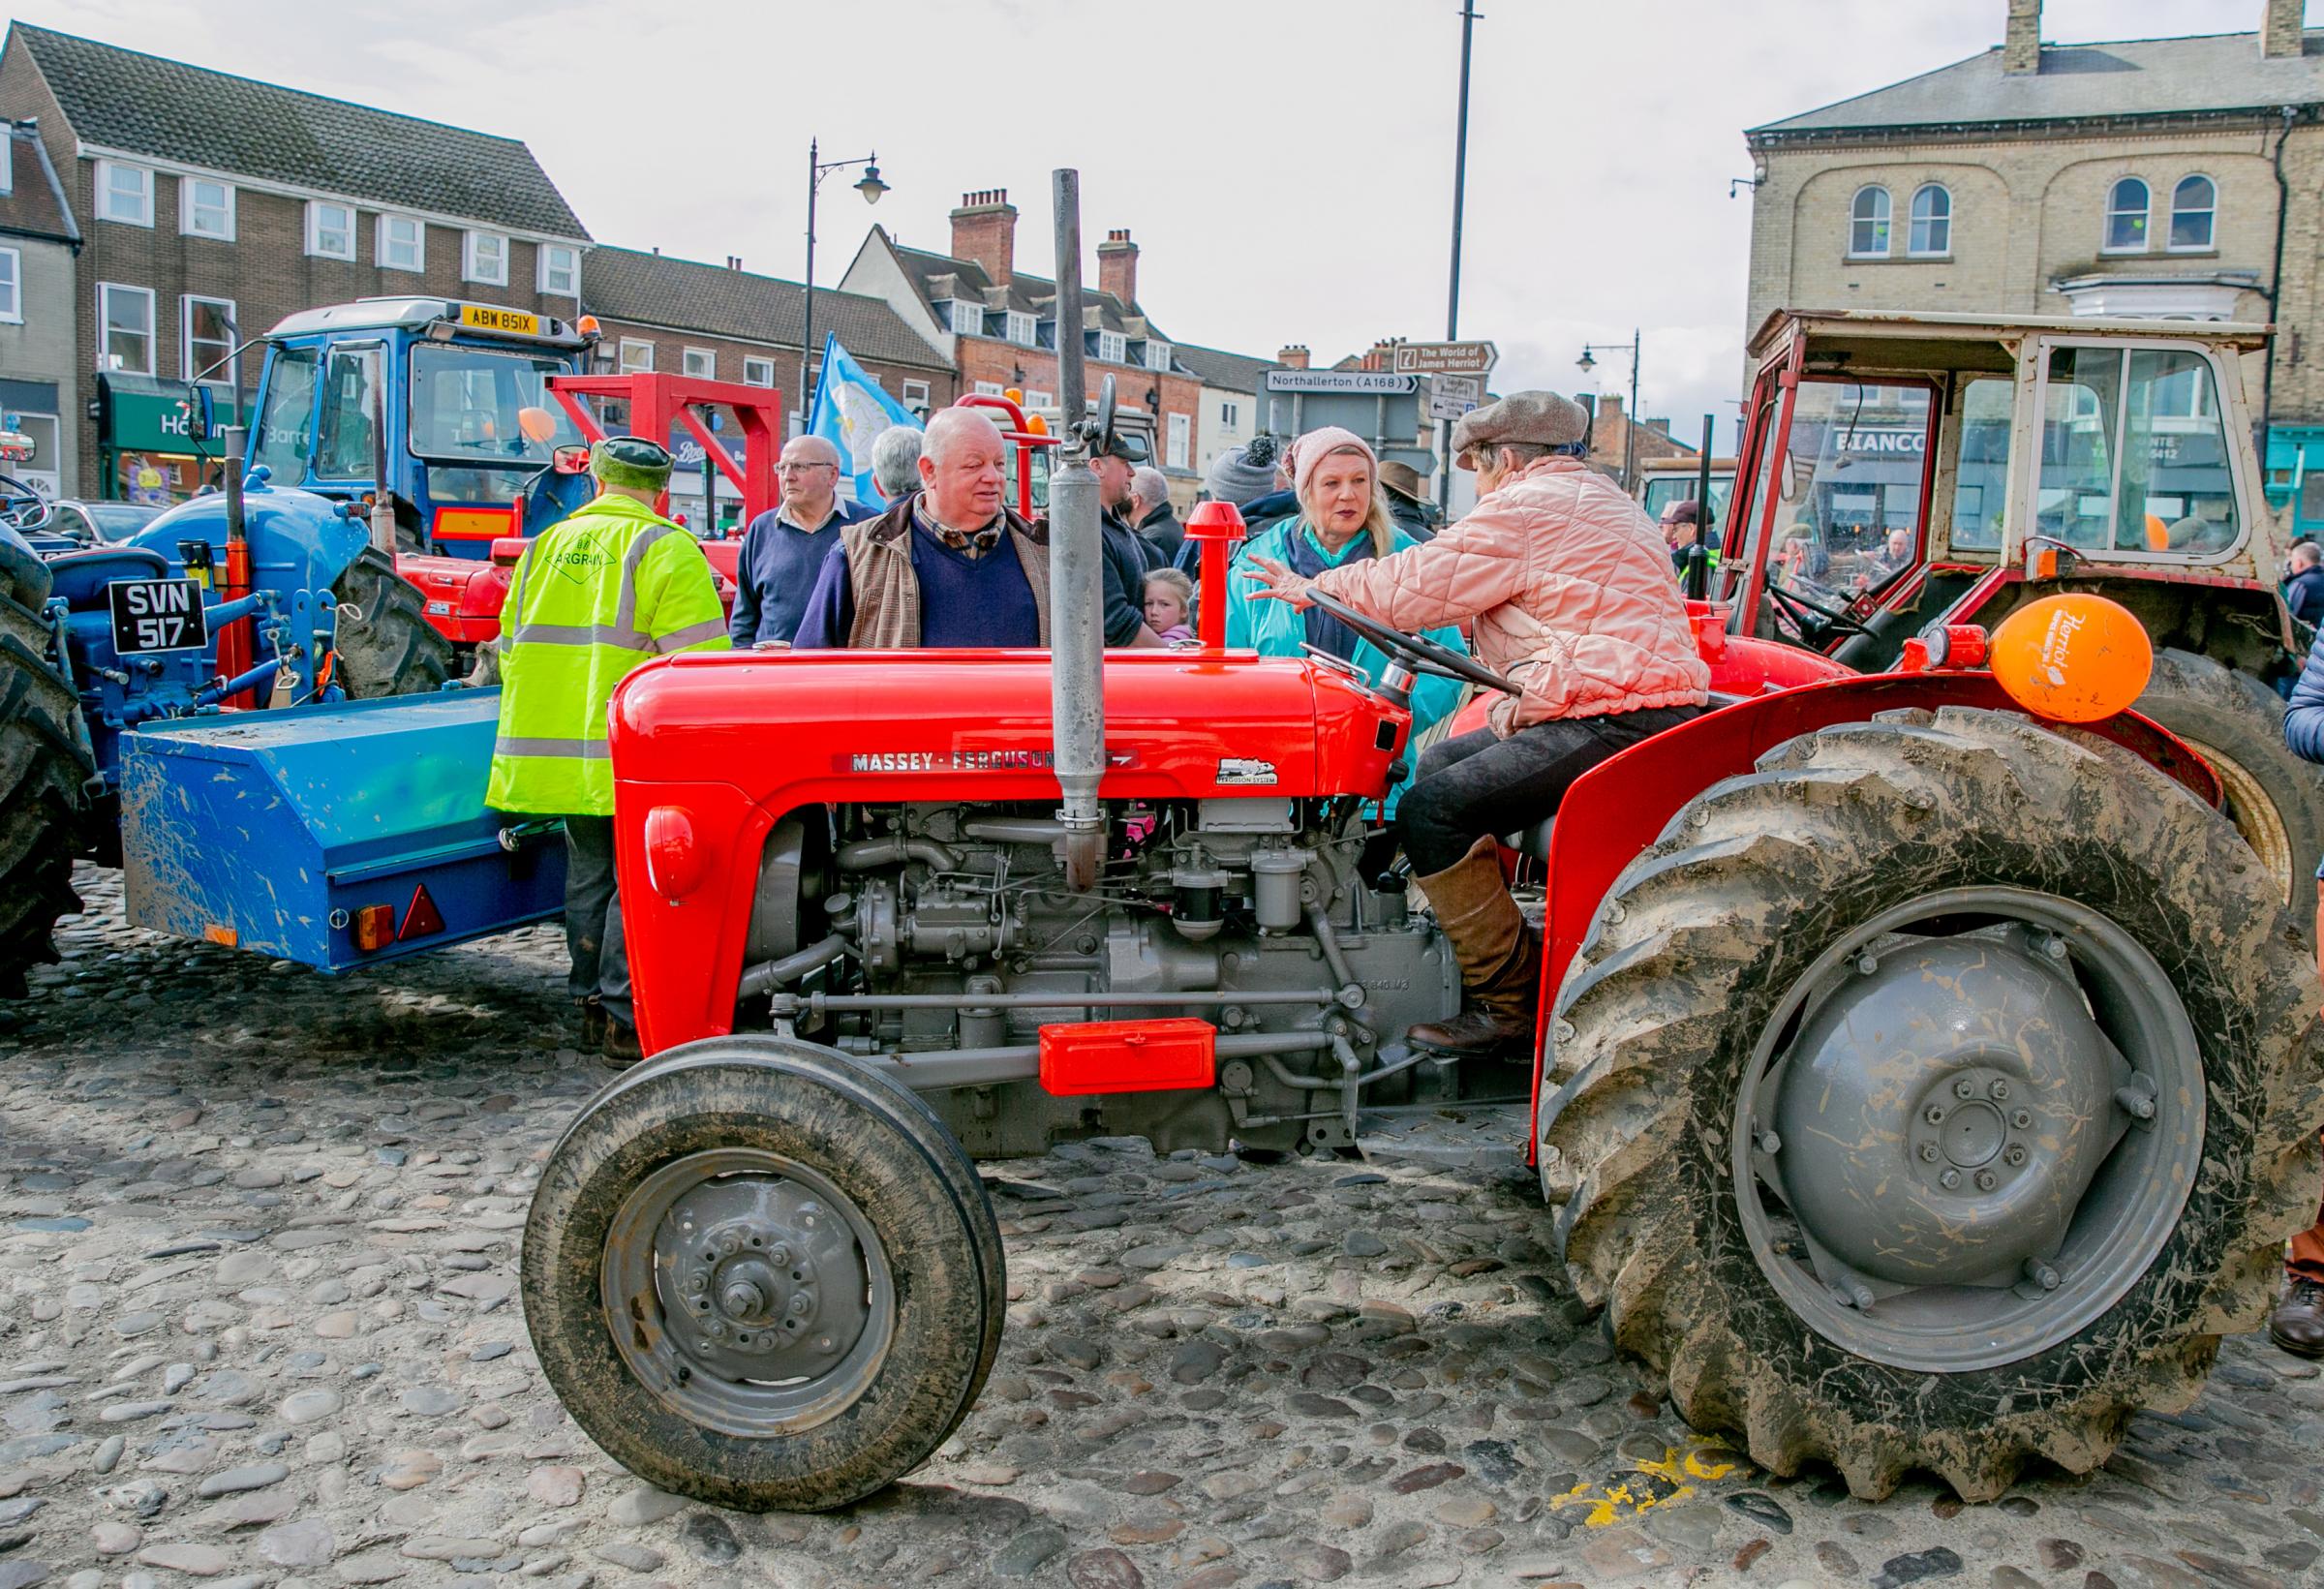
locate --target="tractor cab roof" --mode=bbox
[1747,307,2273,380]
[263,296,594,351]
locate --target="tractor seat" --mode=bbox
[45,545,172,609]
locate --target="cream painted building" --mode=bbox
[1742,0,2324,512]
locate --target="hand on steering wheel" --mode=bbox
[1240,566,1518,699]
[1765,577,1872,640]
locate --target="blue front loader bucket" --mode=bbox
[119,689,566,970]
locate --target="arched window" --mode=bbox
[1850,186,1891,258]
[1909,184,1952,256]
[2106,177,2151,251]
[2170,175,2217,251]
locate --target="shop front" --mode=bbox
[94,373,244,505]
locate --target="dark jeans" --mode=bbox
[563,814,632,1026]
[1397,706,1704,875]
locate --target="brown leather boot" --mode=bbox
[1407,836,1540,1057]
[2271,1274,2324,1358]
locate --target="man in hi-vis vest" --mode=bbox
[487,436,728,1063]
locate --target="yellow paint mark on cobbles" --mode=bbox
[1549,1442,1741,1526]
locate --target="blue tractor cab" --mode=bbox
[248,296,599,559]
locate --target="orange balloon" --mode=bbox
[1987,594,2153,722]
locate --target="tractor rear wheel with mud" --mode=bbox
[1541,705,2323,1500]
[523,1036,1005,1512]
[0,585,93,998]
[2133,648,2324,943]
[333,546,454,699]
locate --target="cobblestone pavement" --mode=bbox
[1,867,2322,1589]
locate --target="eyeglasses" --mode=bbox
[777,462,838,474]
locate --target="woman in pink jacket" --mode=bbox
[1247,391,1712,1057]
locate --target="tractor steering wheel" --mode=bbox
[1765,577,1872,642]
[0,475,52,535]
[1303,588,1520,696]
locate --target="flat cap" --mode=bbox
[1451,390,1590,468]
[590,435,675,490]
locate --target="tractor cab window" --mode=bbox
[1950,378,2013,551]
[1007,441,1052,515]
[314,347,382,482]
[409,343,583,506]
[1744,380,1932,641]
[2036,344,2240,557]
[1641,473,1733,531]
[252,345,319,483]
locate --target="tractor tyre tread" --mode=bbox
[0,596,92,999]
[1541,704,2320,1502]
[333,546,455,699]
[523,1037,1005,1513]
[2135,647,2324,936]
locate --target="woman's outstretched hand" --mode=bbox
[1242,556,1315,610]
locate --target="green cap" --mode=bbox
[591,435,675,491]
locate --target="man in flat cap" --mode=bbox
[488,435,729,1065]
[1245,390,1710,1058]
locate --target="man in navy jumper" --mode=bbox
[727,435,880,648]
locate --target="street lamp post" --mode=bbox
[1575,329,1641,489]
[1439,0,1483,517]
[800,138,889,435]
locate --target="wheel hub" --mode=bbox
[1735,887,2206,1372]
[657,1184,858,1377]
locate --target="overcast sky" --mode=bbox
[24,0,2289,449]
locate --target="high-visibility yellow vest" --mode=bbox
[486,493,729,815]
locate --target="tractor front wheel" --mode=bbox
[332,546,454,699]
[0,587,91,998]
[522,1037,1004,1512]
[2134,648,2324,939]
[1542,706,2322,1500]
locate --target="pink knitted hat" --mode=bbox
[1287,426,1377,500]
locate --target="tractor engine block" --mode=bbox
[744,797,1463,1156]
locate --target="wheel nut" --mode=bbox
[1924,1106,1946,1125]
[2044,934,2069,960]
[1758,1131,1783,1155]
[1940,1170,1961,1190]
[1953,1078,1975,1099]
[1855,954,1878,975]
[685,1273,707,1295]
[2005,1146,2027,1166]
[788,1293,813,1316]
[1990,1080,2010,1101]
[1918,1144,1940,1162]
[767,1246,790,1268]
[2012,1111,2032,1129]
[1975,1170,1997,1191]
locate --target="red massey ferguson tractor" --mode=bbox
[518,331,2324,1514]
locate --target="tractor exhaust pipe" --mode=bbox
[1049,168,1105,890]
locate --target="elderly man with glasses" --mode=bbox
[727,434,881,648]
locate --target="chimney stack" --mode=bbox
[1277,344,1310,369]
[1096,229,1139,307]
[949,189,1017,287]
[2003,0,2042,73]
[2264,0,2307,58]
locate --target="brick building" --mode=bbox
[0,23,591,500]
[578,246,954,524]
[1741,0,2319,463]
[1173,342,1279,482]
[840,191,1207,499]
[0,118,80,498]
[1579,395,1698,482]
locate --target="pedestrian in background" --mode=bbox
[1089,425,1166,647]
[2287,541,2324,629]
[1379,460,1440,543]
[727,435,879,649]
[871,426,925,506]
[486,437,729,1064]
[1144,566,1197,644]
[1664,500,1711,592]
[2276,632,2324,1354]
[1207,435,1297,539]
[1130,466,1185,567]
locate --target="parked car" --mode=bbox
[47,500,167,544]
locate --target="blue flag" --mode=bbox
[809,333,921,509]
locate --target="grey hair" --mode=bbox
[871,425,925,499]
[2296,541,2323,570]
[923,406,1006,465]
[1130,466,1170,508]
[780,433,842,468]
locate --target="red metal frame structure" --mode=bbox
[547,372,784,534]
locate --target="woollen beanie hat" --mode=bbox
[1286,426,1378,501]
[1205,437,1283,506]
[591,435,675,492]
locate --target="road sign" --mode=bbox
[1264,370,1417,394]
[1428,374,1483,422]
[1393,341,1498,376]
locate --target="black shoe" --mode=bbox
[600,1020,643,1069]
[2271,1275,2324,1358]
[579,1001,608,1051]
